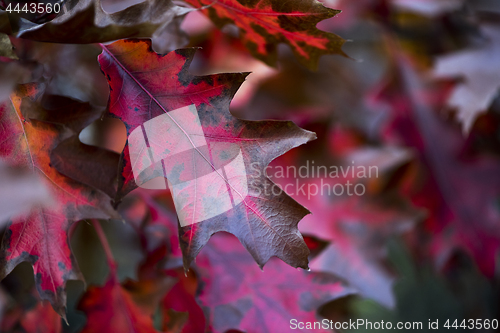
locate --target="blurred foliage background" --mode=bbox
[1,0,500,331]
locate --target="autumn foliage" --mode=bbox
[0,0,499,332]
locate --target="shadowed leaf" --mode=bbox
[15,0,190,49]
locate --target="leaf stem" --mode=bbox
[91,219,117,274]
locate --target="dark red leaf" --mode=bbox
[98,39,316,271]
[182,0,346,69]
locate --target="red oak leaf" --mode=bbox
[98,39,316,270]
[0,84,117,317]
[182,0,346,69]
[194,232,355,333]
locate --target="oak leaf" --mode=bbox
[99,39,315,271]
[182,0,346,69]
